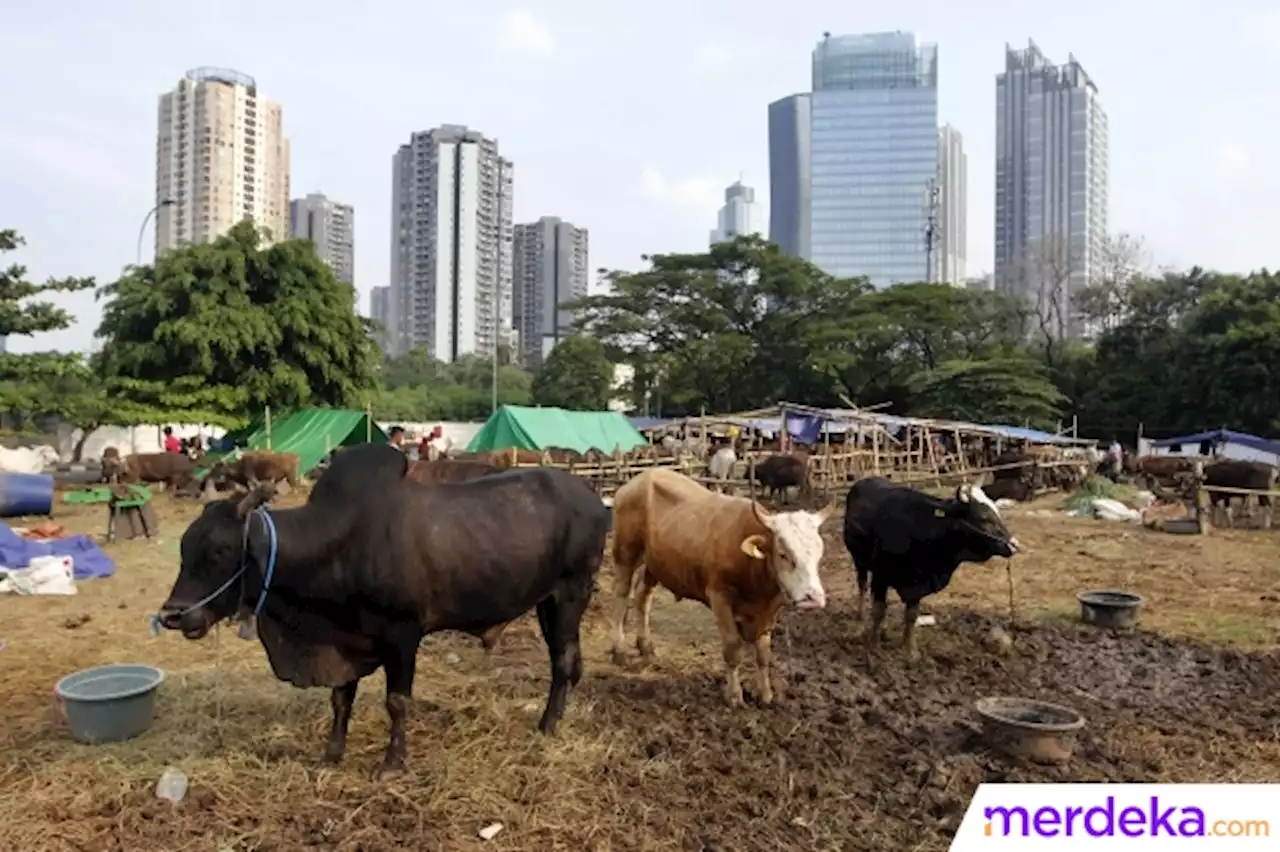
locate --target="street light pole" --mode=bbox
[136,198,175,267]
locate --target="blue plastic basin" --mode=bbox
[54,663,166,744]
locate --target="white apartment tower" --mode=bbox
[389,125,513,360]
[155,68,290,254]
[709,180,763,246]
[995,41,1109,338]
[937,125,967,285]
[290,193,354,285]
[513,217,589,368]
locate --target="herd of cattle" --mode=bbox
[152,442,1021,777]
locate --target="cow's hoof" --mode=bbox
[636,640,655,660]
[723,688,745,708]
[610,649,629,666]
[371,760,406,781]
[317,752,343,767]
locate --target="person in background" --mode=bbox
[419,424,443,460]
[163,426,181,454]
[388,426,406,450]
[1106,437,1124,482]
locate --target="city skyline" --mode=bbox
[710,180,763,246]
[4,3,1274,353]
[513,216,590,367]
[290,191,354,286]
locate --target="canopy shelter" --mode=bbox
[214,408,387,476]
[467,405,648,455]
[1151,429,1280,459]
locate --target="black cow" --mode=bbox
[842,477,1019,669]
[156,442,609,779]
[1204,459,1277,524]
[750,451,810,504]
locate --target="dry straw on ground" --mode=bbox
[2,489,1280,850]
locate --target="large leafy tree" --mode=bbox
[95,221,379,426]
[571,235,866,414]
[0,229,101,426]
[531,335,615,410]
[909,356,1068,430]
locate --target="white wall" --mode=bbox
[61,424,227,462]
[1139,437,1280,467]
[376,420,483,453]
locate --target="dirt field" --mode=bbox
[2,488,1280,851]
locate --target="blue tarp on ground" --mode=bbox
[1151,429,1280,457]
[0,524,116,580]
[628,417,671,431]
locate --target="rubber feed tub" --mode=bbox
[54,663,165,744]
[1077,590,1144,629]
[975,696,1086,765]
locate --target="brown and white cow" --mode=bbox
[609,468,834,707]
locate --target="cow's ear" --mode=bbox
[956,483,973,503]
[740,534,769,560]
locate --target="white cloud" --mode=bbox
[1243,9,1280,52]
[692,42,733,71]
[639,167,725,216]
[499,9,555,57]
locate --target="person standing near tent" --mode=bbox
[388,425,406,451]
[1106,438,1124,481]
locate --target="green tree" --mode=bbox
[571,235,866,414]
[95,221,379,426]
[531,335,615,410]
[369,349,532,421]
[0,229,98,424]
[909,355,1068,430]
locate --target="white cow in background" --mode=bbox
[707,446,737,493]
[0,445,61,474]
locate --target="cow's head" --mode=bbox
[100,453,125,483]
[740,501,835,610]
[157,486,275,639]
[949,483,1020,560]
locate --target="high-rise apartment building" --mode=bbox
[290,193,354,285]
[994,40,1109,338]
[937,124,967,285]
[513,217,589,368]
[155,68,290,254]
[388,125,514,360]
[370,285,392,352]
[769,33,939,288]
[709,181,763,246]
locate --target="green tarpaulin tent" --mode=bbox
[466,405,647,455]
[232,409,387,475]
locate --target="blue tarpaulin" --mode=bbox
[628,417,671,431]
[1151,429,1280,457]
[0,524,116,580]
[784,412,826,445]
[981,424,1089,445]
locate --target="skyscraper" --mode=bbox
[155,68,290,254]
[290,193,354,285]
[994,40,1109,338]
[370,285,392,353]
[769,33,939,288]
[767,94,812,260]
[388,125,514,360]
[709,181,763,246]
[512,217,589,368]
[937,124,967,285]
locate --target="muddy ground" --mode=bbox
[1,494,1279,851]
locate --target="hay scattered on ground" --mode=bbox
[0,488,1278,850]
[1060,475,1142,515]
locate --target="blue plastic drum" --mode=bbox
[0,472,55,517]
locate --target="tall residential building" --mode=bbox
[768,94,812,261]
[513,217,589,368]
[155,68,290,254]
[769,33,939,288]
[936,125,967,285]
[388,125,514,360]
[290,193,354,285]
[994,40,1109,338]
[709,180,763,246]
[370,285,392,353]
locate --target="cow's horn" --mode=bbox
[751,500,775,529]
[236,483,277,519]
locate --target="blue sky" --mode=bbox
[3,0,1278,354]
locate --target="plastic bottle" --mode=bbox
[156,767,188,803]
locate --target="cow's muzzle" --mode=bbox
[157,605,214,640]
[791,589,827,610]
